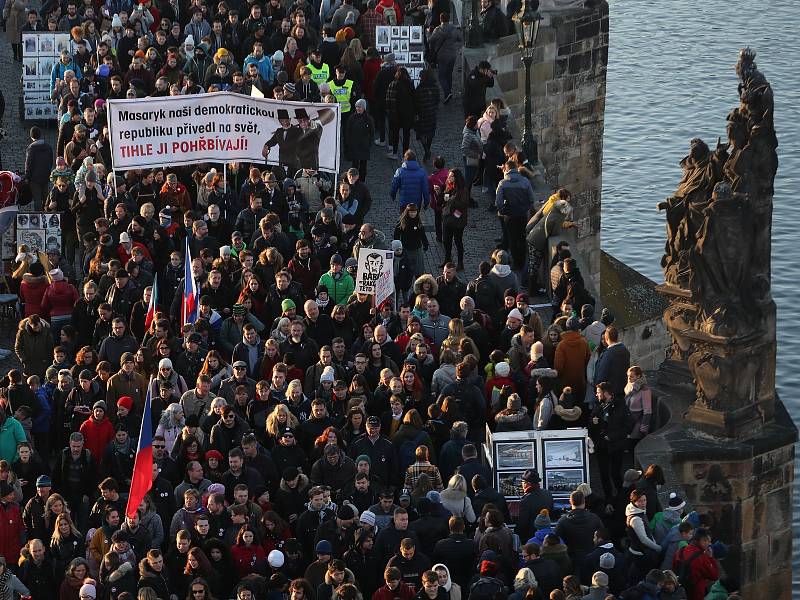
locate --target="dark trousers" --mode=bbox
[504,216,527,269]
[437,56,456,97]
[388,120,410,154]
[464,161,477,201]
[433,209,443,241]
[373,105,387,142]
[597,449,624,499]
[443,225,464,264]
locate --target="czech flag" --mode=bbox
[182,237,199,325]
[144,276,158,330]
[125,388,153,518]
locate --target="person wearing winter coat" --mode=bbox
[624,491,662,584]
[589,382,632,500]
[671,528,719,600]
[346,99,376,179]
[553,490,604,578]
[4,0,28,60]
[394,205,429,278]
[494,394,531,432]
[549,388,583,430]
[41,269,79,339]
[495,162,534,270]
[0,557,30,600]
[413,70,441,162]
[554,317,591,403]
[15,315,55,379]
[624,366,652,448]
[385,68,416,158]
[79,401,115,464]
[391,151,430,211]
[319,255,356,305]
[426,13,463,101]
[438,474,475,525]
[155,403,185,455]
[310,445,357,490]
[373,567,416,600]
[19,262,49,318]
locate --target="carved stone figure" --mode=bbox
[657,49,779,436]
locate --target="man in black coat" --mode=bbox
[592,325,631,396]
[348,417,397,487]
[515,469,554,545]
[456,444,492,498]
[24,126,54,210]
[553,490,604,580]
[580,528,626,591]
[589,382,633,499]
[463,60,495,118]
[521,542,561,597]
[432,516,478,591]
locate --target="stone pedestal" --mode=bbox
[636,362,797,599]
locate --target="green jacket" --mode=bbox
[318,270,355,305]
[704,580,727,600]
[0,416,27,463]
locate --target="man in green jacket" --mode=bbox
[318,254,355,305]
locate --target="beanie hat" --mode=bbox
[507,308,523,322]
[426,490,441,504]
[272,50,284,61]
[79,369,94,381]
[391,239,403,252]
[158,358,173,370]
[534,509,550,529]
[565,316,581,331]
[36,475,52,487]
[359,510,376,526]
[355,98,367,110]
[268,549,285,568]
[205,450,224,462]
[336,504,355,520]
[320,366,335,382]
[592,572,609,587]
[111,14,122,28]
[355,454,371,466]
[93,400,107,412]
[667,492,686,511]
[117,396,134,411]
[494,361,510,377]
[207,482,226,495]
[49,268,64,281]
[506,394,522,412]
[315,540,333,554]
[598,552,615,569]
[281,298,296,311]
[79,584,97,599]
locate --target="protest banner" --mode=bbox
[107,92,341,173]
[354,248,395,303]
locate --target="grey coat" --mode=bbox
[427,22,464,63]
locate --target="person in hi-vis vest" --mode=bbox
[305,48,330,86]
[329,64,360,155]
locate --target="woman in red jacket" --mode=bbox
[672,528,720,600]
[41,268,79,340]
[78,401,115,465]
[231,524,267,578]
[18,262,49,318]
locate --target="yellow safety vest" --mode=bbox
[307,62,330,86]
[331,79,354,113]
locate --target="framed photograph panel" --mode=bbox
[544,468,585,494]
[497,471,526,499]
[543,439,585,469]
[496,442,535,470]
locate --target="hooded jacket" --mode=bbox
[391,160,430,209]
[14,317,54,378]
[624,503,661,556]
[310,449,357,490]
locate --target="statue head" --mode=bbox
[736,47,757,80]
[711,181,733,203]
[689,138,710,163]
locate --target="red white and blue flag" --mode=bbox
[144,276,158,331]
[125,387,153,518]
[181,238,199,325]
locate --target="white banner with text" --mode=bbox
[107,92,340,173]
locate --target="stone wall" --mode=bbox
[486,2,609,291]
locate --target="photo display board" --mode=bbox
[484,427,591,518]
[375,25,426,84]
[15,212,62,254]
[22,32,72,120]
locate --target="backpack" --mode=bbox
[383,4,398,25]
[674,546,702,589]
[469,577,504,600]
[398,430,427,471]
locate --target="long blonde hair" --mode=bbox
[51,512,81,545]
[265,403,299,436]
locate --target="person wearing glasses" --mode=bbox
[187,578,215,600]
[148,358,189,403]
[209,406,249,458]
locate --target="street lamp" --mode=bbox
[466,0,483,48]
[513,0,541,163]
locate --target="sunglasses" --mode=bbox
[152,444,165,449]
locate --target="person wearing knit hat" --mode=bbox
[650,492,687,542]
[36,475,52,488]
[79,369,93,381]
[359,510,376,527]
[320,365,335,383]
[534,509,551,530]
[494,393,531,432]
[93,400,107,412]
[506,308,524,324]
[158,358,173,371]
[552,386,583,427]
[79,583,97,599]
[591,571,609,589]
[494,361,510,378]
[49,268,64,281]
[117,396,134,412]
[207,482,226,496]
[281,298,296,312]
[355,454,371,466]
[598,552,615,569]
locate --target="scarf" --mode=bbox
[624,377,644,397]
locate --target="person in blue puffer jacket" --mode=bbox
[390,151,430,210]
[496,161,534,269]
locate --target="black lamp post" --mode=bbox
[465,0,483,48]
[513,0,541,163]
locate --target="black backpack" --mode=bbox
[674,546,702,589]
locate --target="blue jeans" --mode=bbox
[437,56,456,97]
[464,160,477,199]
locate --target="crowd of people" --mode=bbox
[0,0,739,598]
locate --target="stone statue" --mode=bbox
[657,49,779,436]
